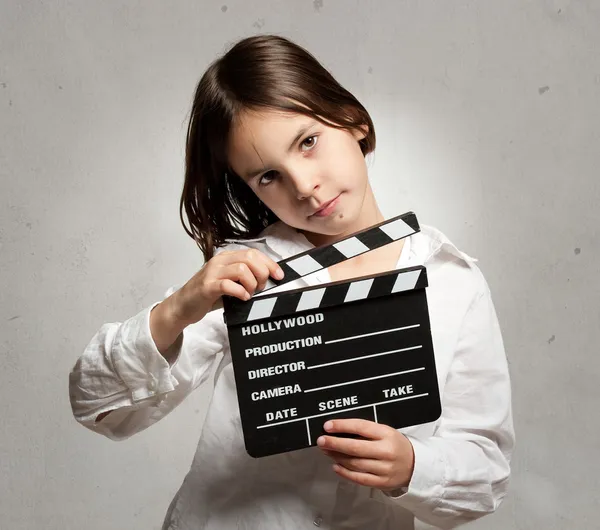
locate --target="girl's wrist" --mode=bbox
[164,291,189,327]
[150,296,189,355]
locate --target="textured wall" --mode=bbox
[1,1,598,528]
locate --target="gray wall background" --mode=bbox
[1,1,598,528]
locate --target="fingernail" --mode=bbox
[276,268,284,279]
[244,292,251,300]
[324,421,333,431]
[317,436,325,446]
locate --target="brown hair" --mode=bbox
[180,34,376,261]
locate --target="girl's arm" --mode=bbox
[372,276,515,528]
[68,286,227,441]
[69,246,283,441]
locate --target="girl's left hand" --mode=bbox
[316,419,415,491]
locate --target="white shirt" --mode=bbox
[69,221,514,530]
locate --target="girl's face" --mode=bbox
[227,109,381,246]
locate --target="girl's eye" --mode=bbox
[257,136,318,186]
[259,171,278,186]
[301,135,318,151]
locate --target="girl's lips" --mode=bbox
[312,194,341,217]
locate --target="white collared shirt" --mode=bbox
[69,221,514,530]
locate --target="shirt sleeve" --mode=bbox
[68,287,227,441]
[372,278,515,529]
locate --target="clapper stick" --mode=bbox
[222,211,441,458]
[210,211,418,311]
[255,210,420,296]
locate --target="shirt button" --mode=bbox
[313,516,323,526]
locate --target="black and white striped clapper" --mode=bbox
[222,211,441,458]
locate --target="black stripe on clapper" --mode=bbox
[401,211,420,232]
[368,270,399,299]
[307,244,347,270]
[413,268,429,290]
[276,262,302,283]
[271,291,302,318]
[319,280,351,308]
[354,224,393,250]
[222,297,252,324]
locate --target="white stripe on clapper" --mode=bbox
[344,278,374,303]
[391,269,421,294]
[246,297,277,321]
[333,237,370,258]
[296,288,326,312]
[379,218,413,241]
[286,254,322,276]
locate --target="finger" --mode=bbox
[219,249,282,279]
[246,248,284,279]
[240,249,284,289]
[214,249,284,291]
[332,463,386,489]
[223,262,258,296]
[317,434,379,459]
[218,250,276,293]
[242,256,274,292]
[323,450,389,475]
[323,418,390,440]
[262,254,285,281]
[218,278,251,302]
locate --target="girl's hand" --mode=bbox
[172,249,284,326]
[317,419,415,491]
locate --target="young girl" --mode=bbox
[69,34,514,529]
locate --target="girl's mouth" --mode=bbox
[311,194,341,217]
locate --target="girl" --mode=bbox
[69,34,514,529]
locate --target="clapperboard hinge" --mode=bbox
[224,265,428,326]
[223,210,423,322]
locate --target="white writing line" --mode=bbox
[373,405,378,423]
[306,418,311,445]
[324,324,420,345]
[256,393,429,429]
[308,345,422,370]
[304,367,425,393]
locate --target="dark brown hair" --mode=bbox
[180,34,376,261]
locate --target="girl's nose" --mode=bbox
[288,169,320,200]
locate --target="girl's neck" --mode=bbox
[298,184,405,283]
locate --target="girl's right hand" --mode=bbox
[171,248,285,326]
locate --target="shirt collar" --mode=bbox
[224,221,311,261]
[413,224,478,264]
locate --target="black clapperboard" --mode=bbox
[222,212,441,458]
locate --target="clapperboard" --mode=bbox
[222,211,441,458]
